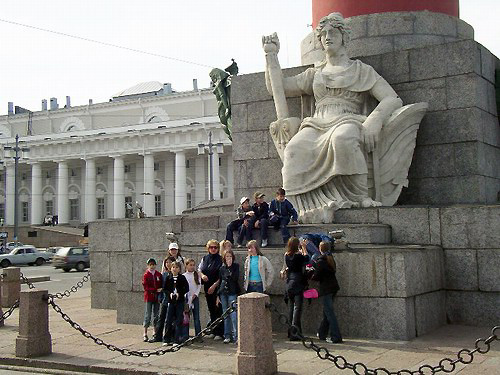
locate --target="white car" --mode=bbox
[0,246,51,268]
[6,242,24,251]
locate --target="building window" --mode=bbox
[220,191,224,199]
[154,162,160,171]
[219,157,222,166]
[22,173,27,181]
[70,199,79,220]
[97,167,103,175]
[97,198,105,219]
[0,203,4,220]
[186,193,192,209]
[155,195,162,216]
[46,171,51,179]
[45,200,54,215]
[71,169,77,177]
[186,160,190,168]
[124,164,131,173]
[22,202,29,222]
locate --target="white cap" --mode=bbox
[168,242,179,250]
[240,196,249,205]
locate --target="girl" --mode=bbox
[162,261,189,345]
[219,239,232,258]
[312,241,342,344]
[198,239,224,340]
[244,240,274,293]
[183,258,202,339]
[217,249,240,343]
[142,258,162,342]
[284,237,309,341]
[167,242,185,273]
[151,256,175,343]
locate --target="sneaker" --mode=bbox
[223,338,231,344]
[143,334,148,342]
[261,239,268,247]
[326,337,343,344]
[148,336,161,343]
[214,335,224,341]
[162,342,174,346]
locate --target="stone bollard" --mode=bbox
[16,289,52,357]
[1,267,20,308]
[236,292,277,375]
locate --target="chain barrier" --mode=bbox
[0,300,20,323]
[266,303,499,375]
[49,270,91,299]
[19,272,36,290]
[47,295,237,357]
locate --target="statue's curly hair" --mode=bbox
[315,12,351,47]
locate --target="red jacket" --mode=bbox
[142,270,163,302]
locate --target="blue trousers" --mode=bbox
[219,294,238,340]
[143,301,159,328]
[318,294,342,341]
[164,301,185,343]
[246,281,264,293]
[190,296,202,336]
[269,215,291,243]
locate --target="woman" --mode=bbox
[217,249,240,344]
[198,239,224,340]
[263,13,403,222]
[167,242,185,273]
[284,237,309,341]
[244,240,274,293]
[311,241,342,343]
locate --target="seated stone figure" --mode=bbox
[262,13,427,224]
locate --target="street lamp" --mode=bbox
[198,131,224,201]
[2,134,30,242]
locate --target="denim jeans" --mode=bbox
[225,219,243,244]
[269,215,291,243]
[191,296,202,336]
[246,281,264,293]
[219,294,238,340]
[164,301,184,343]
[247,217,269,242]
[153,302,168,341]
[143,301,160,328]
[318,294,342,341]
[287,292,304,339]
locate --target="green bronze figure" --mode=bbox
[210,59,238,141]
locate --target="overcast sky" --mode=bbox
[0,0,498,115]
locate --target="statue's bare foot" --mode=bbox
[361,198,382,208]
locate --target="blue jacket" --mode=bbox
[269,199,298,221]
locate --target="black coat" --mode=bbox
[311,254,340,297]
[251,202,269,220]
[163,273,189,304]
[218,263,240,296]
[285,253,308,295]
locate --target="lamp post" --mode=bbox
[2,134,30,242]
[198,131,224,201]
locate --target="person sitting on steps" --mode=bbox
[269,188,298,244]
[225,197,255,247]
[243,191,270,248]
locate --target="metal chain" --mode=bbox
[266,303,499,375]
[0,299,20,323]
[49,270,91,299]
[19,272,36,289]
[47,296,237,357]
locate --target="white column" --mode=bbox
[85,158,96,222]
[164,158,175,216]
[30,163,42,225]
[174,151,186,215]
[227,155,234,198]
[194,156,205,205]
[143,153,155,217]
[57,161,69,224]
[212,150,221,200]
[113,156,125,219]
[5,164,15,225]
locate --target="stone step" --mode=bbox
[178,223,391,247]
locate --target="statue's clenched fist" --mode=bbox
[262,32,280,54]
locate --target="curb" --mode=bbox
[0,356,169,375]
[22,276,51,283]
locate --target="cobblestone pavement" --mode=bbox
[0,289,498,375]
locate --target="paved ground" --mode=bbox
[19,263,90,294]
[0,287,498,375]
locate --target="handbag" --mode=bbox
[303,288,319,299]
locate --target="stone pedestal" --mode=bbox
[236,293,277,375]
[16,289,52,358]
[1,267,20,308]
[0,280,3,327]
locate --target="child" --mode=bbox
[225,197,255,247]
[142,258,163,342]
[150,256,175,343]
[162,261,189,345]
[219,239,233,258]
[167,242,185,273]
[245,191,270,247]
[217,249,240,343]
[269,188,298,244]
[244,240,274,293]
[183,258,202,340]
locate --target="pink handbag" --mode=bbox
[303,288,319,299]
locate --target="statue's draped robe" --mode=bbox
[283,60,381,211]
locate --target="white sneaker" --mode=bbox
[223,338,231,344]
[214,335,223,341]
[261,239,268,247]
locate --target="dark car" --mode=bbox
[52,246,89,272]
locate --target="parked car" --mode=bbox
[0,246,51,268]
[6,242,24,251]
[40,247,63,261]
[52,246,89,272]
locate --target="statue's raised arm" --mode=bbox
[263,13,428,224]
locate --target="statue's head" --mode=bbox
[315,12,351,48]
[209,68,229,86]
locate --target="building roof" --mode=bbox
[113,81,164,98]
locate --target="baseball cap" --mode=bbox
[168,242,179,250]
[254,191,265,199]
[240,196,249,205]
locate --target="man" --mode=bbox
[269,188,298,244]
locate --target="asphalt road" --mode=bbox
[16,263,90,295]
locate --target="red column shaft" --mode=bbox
[312,0,459,27]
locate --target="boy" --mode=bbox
[225,196,254,247]
[142,258,163,342]
[269,188,298,244]
[246,191,270,247]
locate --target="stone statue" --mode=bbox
[262,13,428,224]
[210,59,239,141]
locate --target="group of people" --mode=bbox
[142,229,342,346]
[225,188,299,248]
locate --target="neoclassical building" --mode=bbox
[0,81,233,226]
